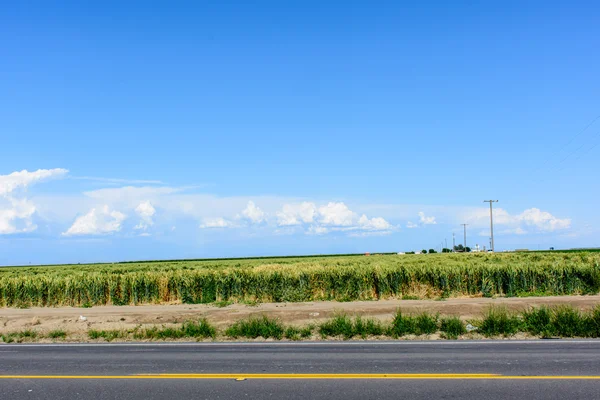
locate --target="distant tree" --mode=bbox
[465,246,472,252]
[442,248,451,253]
[453,244,465,252]
[421,249,427,254]
[428,249,437,254]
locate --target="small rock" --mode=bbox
[466,323,478,332]
[79,315,87,322]
[309,312,319,317]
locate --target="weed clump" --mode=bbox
[48,330,67,339]
[552,306,583,337]
[134,319,216,340]
[440,317,466,339]
[523,307,553,337]
[479,307,522,337]
[225,316,285,339]
[285,325,314,340]
[88,329,128,341]
[318,315,384,339]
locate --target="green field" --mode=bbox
[1,252,600,308]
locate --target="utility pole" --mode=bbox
[452,233,455,250]
[483,200,499,252]
[461,224,468,250]
[445,238,448,251]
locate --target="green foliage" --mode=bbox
[388,310,416,337]
[387,311,439,337]
[414,313,439,335]
[523,307,553,336]
[318,315,384,339]
[440,317,466,339]
[88,329,128,341]
[225,316,285,339]
[479,307,523,337]
[318,315,355,339]
[48,329,67,339]
[421,250,427,254]
[284,325,314,340]
[1,252,599,307]
[1,329,38,343]
[428,249,437,254]
[552,306,583,337]
[134,319,216,340]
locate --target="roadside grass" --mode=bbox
[88,329,129,342]
[478,307,523,337]
[1,329,38,343]
[552,306,584,337]
[134,319,216,340]
[440,317,466,339]
[284,325,313,340]
[523,306,554,337]
[387,311,439,337]
[318,315,384,339]
[47,329,67,339]
[225,316,285,339]
[7,305,600,343]
[414,313,439,335]
[387,311,416,337]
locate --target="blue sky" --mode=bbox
[1,1,599,265]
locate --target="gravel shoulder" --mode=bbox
[2,295,599,341]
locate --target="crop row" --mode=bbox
[1,253,599,307]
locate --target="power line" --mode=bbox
[534,114,600,173]
[554,129,600,173]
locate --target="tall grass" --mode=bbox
[1,252,599,307]
[225,316,285,339]
[318,315,384,339]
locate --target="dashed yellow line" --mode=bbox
[1,373,600,380]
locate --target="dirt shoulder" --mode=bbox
[2,295,599,341]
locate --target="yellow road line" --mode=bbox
[1,373,600,380]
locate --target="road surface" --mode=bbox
[1,341,600,399]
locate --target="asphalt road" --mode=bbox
[2,341,600,399]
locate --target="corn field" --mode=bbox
[1,252,599,307]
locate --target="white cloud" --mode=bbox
[318,202,355,226]
[0,168,69,235]
[418,211,437,225]
[406,221,418,229]
[241,201,266,223]
[63,205,126,236]
[73,176,163,185]
[276,202,317,226]
[496,227,527,235]
[307,225,329,235]
[464,207,571,234]
[358,214,392,231]
[518,208,571,232]
[134,201,156,230]
[0,168,68,197]
[0,198,37,234]
[275,201,394,235]
[348,230,393,237]
[200,217,233,229]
